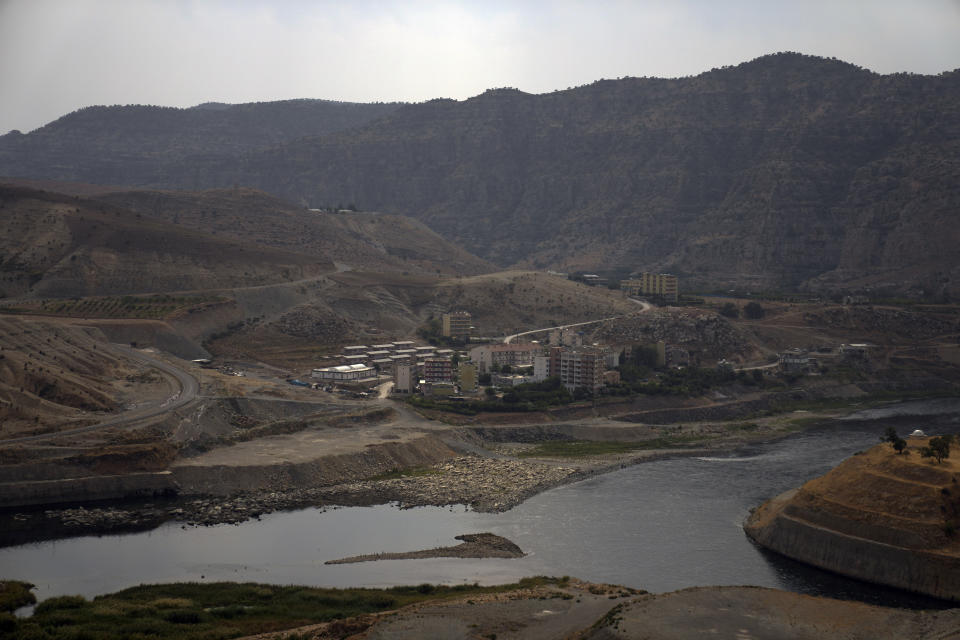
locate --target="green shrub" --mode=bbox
[34,595,87,615]
[164,609,204,624]
[0,580,36,612]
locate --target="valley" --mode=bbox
[2,48,959,638]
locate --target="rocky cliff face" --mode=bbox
[745,441,960,602]
[0,99,400,187]
[3,54,959,296]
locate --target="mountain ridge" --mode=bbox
[3,53,959,297]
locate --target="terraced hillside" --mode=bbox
[0,186,331,298]
[746,440,960,601]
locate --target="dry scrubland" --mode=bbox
[0,317,171,437]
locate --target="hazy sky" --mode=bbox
[2,0,959,134]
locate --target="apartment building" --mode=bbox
[458,362,478,393]
[469,343,542,373]
[423,357,453,383]
[620,273,678,303]
[441,311,472,341]
[549,346,606,392]
[394,363,416,393]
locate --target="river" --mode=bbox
[2,399,959,609]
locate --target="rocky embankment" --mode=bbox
[325,532,524,564]
[745,439,960,602]
[29,456,594,533]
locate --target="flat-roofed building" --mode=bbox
[343,345,369,354]
[458,362,478,393]
[469,343,542,373]
[372,358,394,373]
[533,355,550,382]
[366,350,391,358]
[621,273,678,303]
[441,311,472,341]
[554,346,606,392]
[392,341,416,349]
[341,354,369,365]
[394,363,416,393]
[312,363,377,382]
[371,343,395,351]
[493,373,534,387]
[424,357,453,383]
[778,348,810,372]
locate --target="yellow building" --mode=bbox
[458,362,478,393]
[620,273,678,303]
[441,311,472,341]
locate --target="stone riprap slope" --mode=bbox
[745,440,960,601]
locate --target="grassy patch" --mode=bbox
[516,436,706,458]
[7,578,564,640]
[0,581,36,612]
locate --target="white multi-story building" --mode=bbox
[394,363,416,393]
[469,343,542,373]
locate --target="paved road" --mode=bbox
[0,345,199,446]
[503,298,652,344]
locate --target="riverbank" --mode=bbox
[16,422,798,539]
[7,577,959,640]
[5,397,957,547]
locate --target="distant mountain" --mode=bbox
[3,53,959,297]
[0,99,401,189]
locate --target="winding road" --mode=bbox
[0,344,199,446]
[503,298,652,344]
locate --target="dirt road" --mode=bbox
[502,298,651,343]
[0,344,199,445]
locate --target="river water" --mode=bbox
[2,399,959,608]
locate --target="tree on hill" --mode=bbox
[921,435,953,464]
[744,301,765,319]
[882,426,908,454]
[719,302,739,318]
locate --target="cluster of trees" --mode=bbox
[883,427,954,463]
[605,365,746,398]
[415,317,462,347]
[408,377,575,415]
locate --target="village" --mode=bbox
[302,272,871,405]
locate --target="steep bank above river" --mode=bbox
[745,439,960,602]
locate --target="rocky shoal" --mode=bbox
[324,533,525,564]
[35,456,594,531]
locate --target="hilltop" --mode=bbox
[0,183,491,300]
[2,53,959,297]
[746,438,960,601]
[0,99,400,188]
